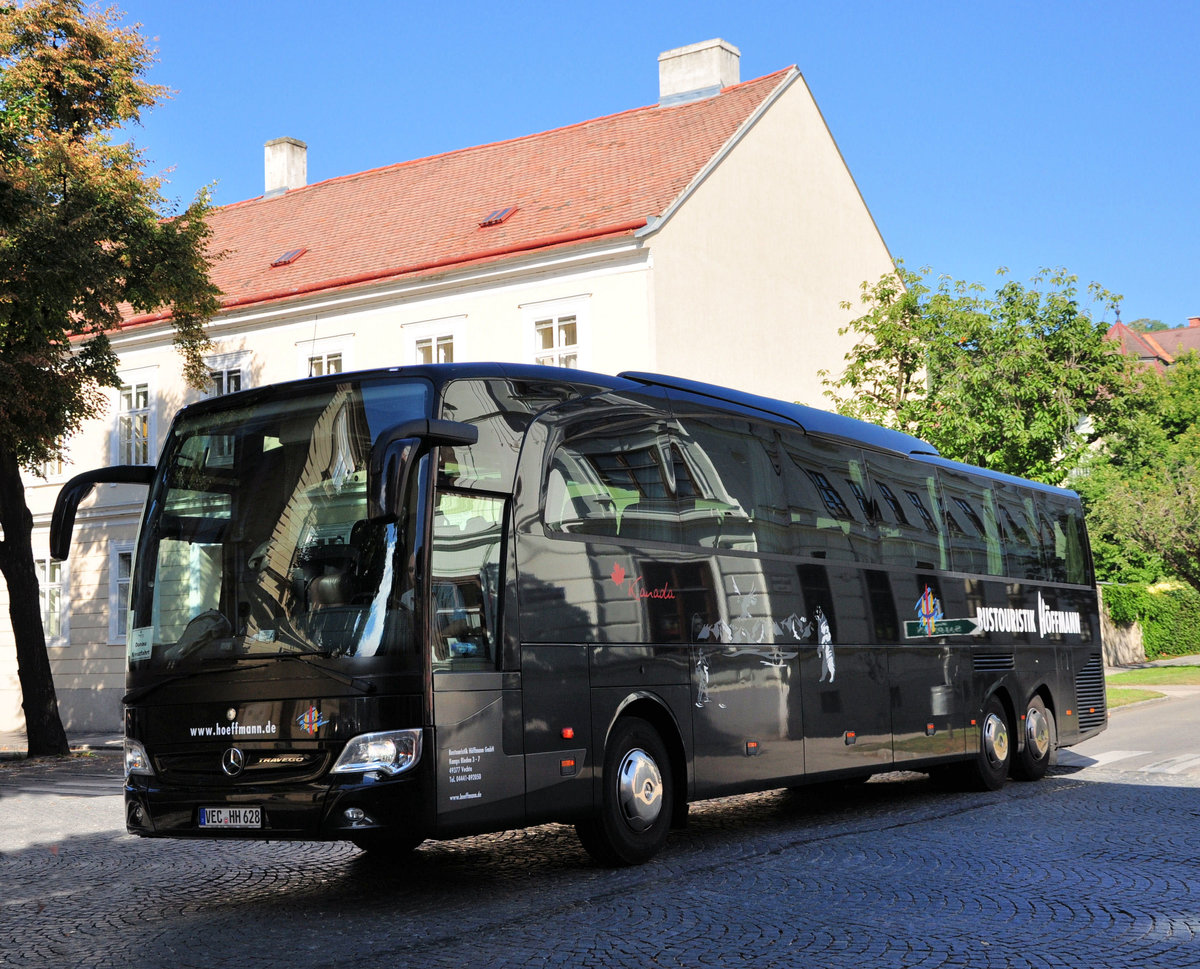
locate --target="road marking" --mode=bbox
[1057,749,1149,769]
[1137,754,1200,775]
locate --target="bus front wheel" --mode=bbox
[969,695,1012,791]
[576,717,674,867]
[1011,695,1054,782]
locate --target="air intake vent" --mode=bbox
[973,651,1015,673]
[1074,653,1107,732]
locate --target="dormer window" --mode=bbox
[479,206,517,227]
[271,247,307,267]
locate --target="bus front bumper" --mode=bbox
[124,771,432,843]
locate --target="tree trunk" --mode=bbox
[0,444,69,757]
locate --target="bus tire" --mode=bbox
[968,695,1012,791]
[575,717,673,867]
[1011,695,1054,782]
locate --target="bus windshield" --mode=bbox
[127,377,432,672]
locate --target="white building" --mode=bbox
[4,40,894,733]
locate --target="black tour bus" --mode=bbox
[52,363,1106,865]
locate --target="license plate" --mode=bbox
[198,806,261,828]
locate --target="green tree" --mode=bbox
[1125,318,1169,333]
[1076,352,1200,592]
[824,265,1130,483]
[0,0,219,756]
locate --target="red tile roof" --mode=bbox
[1108,320,1200,371]
[126,68,793,326]
[1150,322,1200,359]
[1107,321,1171,372]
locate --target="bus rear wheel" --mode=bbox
[576,717,674,867]
[1011,695,1054,782]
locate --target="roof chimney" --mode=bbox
[264,137,307,197]
[658,39,740,107]
[1189,316,1200,328]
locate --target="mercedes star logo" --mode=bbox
[221,747,245,777]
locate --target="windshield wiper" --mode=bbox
[123,661,273,705]
[272,651,377,695]
[268,627,376,694]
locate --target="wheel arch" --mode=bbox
[985,683,1017,738]
[604,692,689,827]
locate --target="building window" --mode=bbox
[534,314,578,368]
[118,381,151,465]
[298,335,352,378]
[110,543,134,644]
[308,352,343,377]
[204,350,252,400]
[36,556,67,645]
[416,334,454,365]
[523,297,589,370]
[405,316,464,368]
[209,367,242,396]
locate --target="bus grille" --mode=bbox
[154,749,329,786]
[973,651,1015,673]
[1074,653,1107,732]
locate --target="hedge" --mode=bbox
[1102,582,1200,659]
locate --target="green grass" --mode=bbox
[1104,665,1200,708]
[1106,686,1165,708]
[1106,666,1200,686]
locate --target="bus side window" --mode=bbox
[782,436,875,562]
[994,482,1044,581]
[670,416,789,553]
[938,470,1005,577]
[430,491,505,669]
[866,453,945,571]
[542,418,682,545]
[1041,494,1090,585]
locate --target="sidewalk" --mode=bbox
[0,728,122,760]
[1114,653,1200,670]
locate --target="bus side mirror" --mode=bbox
[51,465,156,561]
[367,419,478,522]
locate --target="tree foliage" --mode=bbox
[1125,318,1169,333]
[1075,353,1200,592]
[823,264,1130,484]
[0,0,219,755]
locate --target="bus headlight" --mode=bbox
[331,729,423,777]
[125,739,154,777]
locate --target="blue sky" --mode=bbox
[118,0,1197,327]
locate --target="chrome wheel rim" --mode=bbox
[983,711,1010,769]
[617,747,663,832]
[1025,706,1050,760]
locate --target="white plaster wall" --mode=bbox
[647,73,895,407]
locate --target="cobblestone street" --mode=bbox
[3,754,1198,968]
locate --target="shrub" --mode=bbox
[1101,582,1200,659]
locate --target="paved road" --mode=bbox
[1058,685,1200,777]
[2,700,1199,969]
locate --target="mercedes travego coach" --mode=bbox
[52,363,1106,865]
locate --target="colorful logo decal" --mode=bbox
[915,586,944,637]
[296,705,329,736]
[904,588,981,638]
